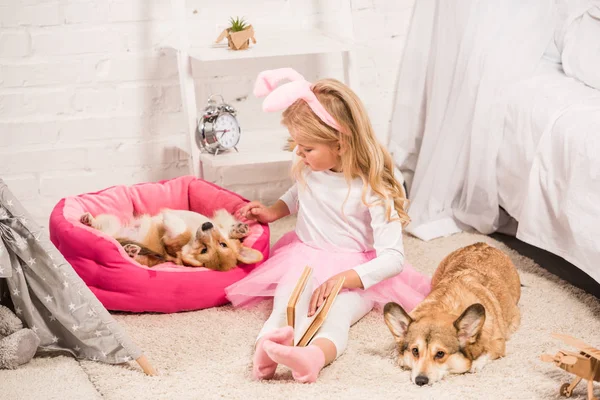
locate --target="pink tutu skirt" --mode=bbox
[225,232,431,312]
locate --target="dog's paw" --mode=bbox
[229,222,250,239]
[123,244,142,258]
[470,354,491,373]
[80,212,94,227]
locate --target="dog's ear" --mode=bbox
[236,246,263,265]
[454,303,486,348]
[384,302,412,343]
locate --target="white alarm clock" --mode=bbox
[196,94,241,155]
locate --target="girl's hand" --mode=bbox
[236,201,278,224]
[308,274,343,317]
[308,270,364,316]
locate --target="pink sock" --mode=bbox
[262,341,326,383]
[252,326,294,380]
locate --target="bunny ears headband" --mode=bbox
[253,68,342,132]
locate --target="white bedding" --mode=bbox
[388,0,556,241]
[498,59,600,283]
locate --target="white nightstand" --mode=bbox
[165,0,359,204]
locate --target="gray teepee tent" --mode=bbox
[0,179,155,374]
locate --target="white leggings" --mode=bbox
[258,282,374,358]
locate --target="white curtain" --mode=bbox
[389,0,556,241]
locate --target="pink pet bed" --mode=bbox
[49,176,270,313]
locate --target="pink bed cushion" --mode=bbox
[49,176,270,313]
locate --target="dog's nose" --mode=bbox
[201,222,213,231]
[415,375,429,386]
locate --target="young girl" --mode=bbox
[225,68,431,383]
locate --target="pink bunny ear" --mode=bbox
[253,68,305,97]
[253,68,342,132]
[262,80,341,131]
[262,80,311,112]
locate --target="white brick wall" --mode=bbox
[0,0,414,229]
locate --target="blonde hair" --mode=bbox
[281,78,410,227]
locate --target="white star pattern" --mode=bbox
[0,185,132,367]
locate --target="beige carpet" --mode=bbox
[2,216,600,400]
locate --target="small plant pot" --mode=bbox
[216,25,256,51]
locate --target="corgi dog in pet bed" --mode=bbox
[384,242,521,386]
[80,209,263,271]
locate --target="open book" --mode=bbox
[286,266,345,347]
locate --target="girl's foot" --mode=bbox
[262,341,325,383]
[252,326,294,380]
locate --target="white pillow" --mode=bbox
[561,5,600,89]
[545,0,592,64]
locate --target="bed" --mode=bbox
[388,0,600,289]
[497,59,600,285]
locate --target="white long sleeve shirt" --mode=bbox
[279,169,405,289]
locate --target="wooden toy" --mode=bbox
[541,333,600,400]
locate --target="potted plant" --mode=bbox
[215,16,256,50]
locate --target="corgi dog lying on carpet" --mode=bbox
[80,209,263,271]
[384,242,521,386]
